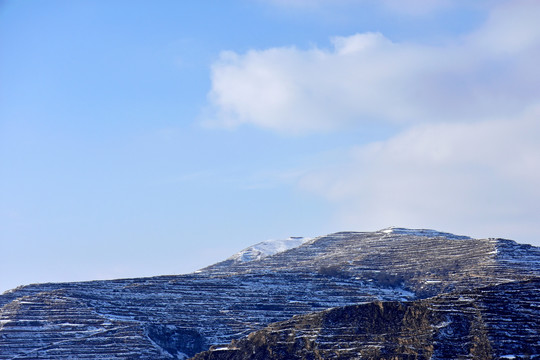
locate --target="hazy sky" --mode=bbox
[1,0,539,293]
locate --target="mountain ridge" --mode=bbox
[1,228,539,359]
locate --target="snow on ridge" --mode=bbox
[229,237,312,263]
[379,227,472,240]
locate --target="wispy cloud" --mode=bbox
[298,106,540,241]
[206,0,540,134]
[205,0,540,243]
[259,0,458,15]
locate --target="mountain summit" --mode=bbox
[1,228,539,359]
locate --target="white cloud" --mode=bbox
[468,0,540,55]
[205,0,540,244]
[379,0,453,15]
[206,0,540,134]
[298,105,540,243]
[259,0,456,15]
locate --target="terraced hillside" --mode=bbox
[194,278,540,359]
[0,228,539,359]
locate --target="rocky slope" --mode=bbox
[194,278,540,359]
[0,228,539,359]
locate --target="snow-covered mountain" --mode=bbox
[1,228,539,359]
[225,236,312,263]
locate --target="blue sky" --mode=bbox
[1,0,539,292]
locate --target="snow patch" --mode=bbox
[229,237,312,263]
[0,320,11,328]
[380,227,471,240]
[177,351,189,359]
[433,320,451,329]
